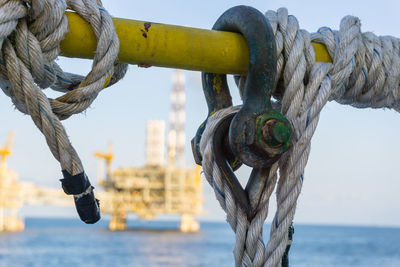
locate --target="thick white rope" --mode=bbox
[0,1,397,264]
[200,7,400,267]
[0,0,127,198]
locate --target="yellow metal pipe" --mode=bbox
[60,12,332,75]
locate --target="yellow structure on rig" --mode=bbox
[95,149,203,232]
[0,71,203,233]
[0,132,24,232]
[0,132,75,232]
[95,71,203,232]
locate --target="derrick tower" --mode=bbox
[94,70,202,232]
[168,70,186,168]
[165,70,187,214]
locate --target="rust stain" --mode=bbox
[141,22,151,39]
[141,29,147,38]
[144,22,151,32]
[138,63,152,68]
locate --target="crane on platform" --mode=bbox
[0,70,204,233]
[94,142,114,187]
[93,70,203,232]
[0,132,15,168]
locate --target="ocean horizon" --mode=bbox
[0,217,399,266]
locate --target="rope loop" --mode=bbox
[195,5,400,266]
[192,5,293,222]
[0,0,127,224]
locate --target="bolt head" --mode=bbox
[261,118,291,148]
[272,121,291,144]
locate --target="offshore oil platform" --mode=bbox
[0,132,73,231]
[0,132,81,232]
[0,132,24,231]
[95,70,203,232]
[0,70,203,232]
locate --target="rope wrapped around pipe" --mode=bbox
[199,7,400,267]
[0,0,127,223]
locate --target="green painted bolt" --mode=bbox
[261,119,291,147]
[272,121,291,144]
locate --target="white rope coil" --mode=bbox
[0,0,127,197]
[200,7,400,267]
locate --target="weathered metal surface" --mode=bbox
[192,6,293,219]
[61,12,332,75]
[61,12,249,74]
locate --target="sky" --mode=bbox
[1,0,400,227]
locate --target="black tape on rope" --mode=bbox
[60,171,101,224]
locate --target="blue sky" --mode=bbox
[1,0,400,226]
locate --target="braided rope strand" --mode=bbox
[0,0,127,223]
[200,7,400,267]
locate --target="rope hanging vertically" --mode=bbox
[0,0,127,223]
[198,7,400,267]
[0,1,399,266]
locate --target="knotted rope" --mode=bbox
[0,0,127,222]
[200,8,400,267]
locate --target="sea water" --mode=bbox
[0,218,399,266]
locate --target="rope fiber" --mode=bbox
[0,1,398,265]
[0,0,127,223]
[199,7,400,267]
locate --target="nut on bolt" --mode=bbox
[262,118,291,147]
[255,110,292,157]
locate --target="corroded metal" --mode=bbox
[61,12,332,74]
[191,6,293,219]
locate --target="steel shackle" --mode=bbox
[192,5,292,169]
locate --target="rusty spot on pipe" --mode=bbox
[144,22,151,32]
[138,63,152,68]
[140,22,151,38]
